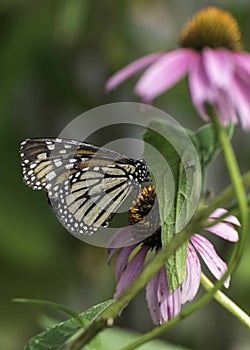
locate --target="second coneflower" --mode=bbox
[108,185,240,325]
[106,7,250,130]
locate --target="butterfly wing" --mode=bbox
[20,138,149,235]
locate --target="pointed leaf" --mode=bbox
[143,118,201,291]
[195,122,234,168]
[22,300,114,350]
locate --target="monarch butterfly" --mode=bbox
[20,138,150,235]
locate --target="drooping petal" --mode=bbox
[180,244,201,304]
[191,234,230,288]
[222,52,250,129]
[107,247,119,265]
[209,208,240,226]
[146,270,161,325]
[114,244,137,282]
[189,51,237,125]
[214,89,238,125]
[232,74,250,130]
[157,268,181,324]
[233,52,250,82]
[114,246,148,298]
[105,52,163,91]
[188,54,214,119]
[205,221,239,242]
[207,208,240,240]
[202,48,234,89]
[135,49,196,102]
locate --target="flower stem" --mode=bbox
[200,273,250,327]
[209,111,248,273]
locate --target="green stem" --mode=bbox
[200,274,250,327]
[209,113,248,273]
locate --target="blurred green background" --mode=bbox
[1,1,250,349]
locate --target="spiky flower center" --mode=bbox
[129,185,162,250]
[178,6,242,51]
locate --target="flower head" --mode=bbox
[108,186,239,325]
[106,7,250,130]
[178,6,242,51]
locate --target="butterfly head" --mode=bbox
[135,159,151,184]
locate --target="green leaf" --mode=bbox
[186,123,234,193]
[194,123,234,168]
[99,327,189,350]
[143,119,201,291]
[22,300,114,350]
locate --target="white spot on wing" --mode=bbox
[47,144,55,151]
[65,164,74,170]
[54,160,63,167]
[37,152,47,160]
[46,171,57,181]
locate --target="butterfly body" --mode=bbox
[20,138,150,235]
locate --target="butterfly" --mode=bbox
[20,138,151,235]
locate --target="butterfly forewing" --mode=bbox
[20,138,150,235]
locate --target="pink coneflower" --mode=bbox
[106,7,250,130]
[107,186,240,325]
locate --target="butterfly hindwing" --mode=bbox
[54,170,132,235]
[20,138,150,235]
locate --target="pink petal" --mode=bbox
[135,49,195,102]
[157,268,181,323]
[115,244,137,282]
[214,89,238,125]
[230,57,250,129]
[205,222,239,242]
[191,234,230,288]
[188,54,214,119]
[189,49,238,126]
[232,74,250,130]
[202,48,234,89]
[146,271,161,325]
[107,247,119,265]
[114,246,148,298]
[105,52,163,91]
[234,52,250,81]
[180,244,201,304]
[209,208,240,226]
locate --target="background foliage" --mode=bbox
[1,1,249,349]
